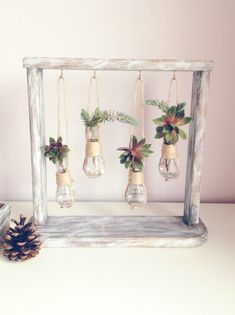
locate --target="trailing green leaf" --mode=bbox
[153,117,164,125]
[179,128,187,139]
[155,126,164,139]
[81,107,138,128]
[178,117,191,126]
[146,99,169,113]
[176,103,186,111]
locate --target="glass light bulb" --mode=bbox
[56,159,75,208]
[158,156,179,180]
[125,184,147,209]
[56,185,75,208]
[83,155,105,178]
[83,126,106,178]
[125,170,146,209]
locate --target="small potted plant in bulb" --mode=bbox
[117,135,153,208]
[81,107,138,178]
[146,100,192,180]
[44,137,75,207]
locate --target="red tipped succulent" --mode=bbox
[118,135,153,171]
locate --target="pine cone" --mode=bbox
[3,215,42,262]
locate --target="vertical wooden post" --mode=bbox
[184,71,210,226]
[27,68,47,224]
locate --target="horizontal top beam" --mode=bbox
[23,57,214,71]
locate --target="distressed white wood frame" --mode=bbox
[23,58,213,248]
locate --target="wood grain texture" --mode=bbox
[184,71,211,226]
[39,215,207,248]
[27,68,48,225]
[24,57,213,245]
[23,57,214,71]
[0,203,11,244]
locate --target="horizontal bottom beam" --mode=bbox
[39,216,207,248]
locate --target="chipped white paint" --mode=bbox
[27,68,48,224]
[0,202,11,244]
[184,71,211,225]
[39,215,207,248]
[23,57,214,71]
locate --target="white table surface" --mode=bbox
[0,202,235,315]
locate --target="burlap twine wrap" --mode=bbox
[162,144,178,160]
[85,141,102,157]
[129,170,144,185]
[56,172,72,186]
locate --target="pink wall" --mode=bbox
[0,0,234,202]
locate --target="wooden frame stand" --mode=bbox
[23,58,213,248]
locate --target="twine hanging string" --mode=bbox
[131,71,145,139]
[162,143,178,159]
[85,71,103,157]
[167,71,180,105]
[56,70,71,179]
[57,69,69,145]
[87,71,100,112]
[129,71,146,188]
[164,71,180,165]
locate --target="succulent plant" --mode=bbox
[81,107,138,128]
[44,137,69,169]
[146,100,192,145]
[146,99,169,113]
[118,135,153,171]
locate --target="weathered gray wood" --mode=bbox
[24,57,213,246]
[184,71,210,226]
[0,203,11,244]
[27,68,48,225]
[23,57,214,71]
[39,215,207,248]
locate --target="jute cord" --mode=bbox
[86,141,102,157]
[167,71,179,105]
[162,144,178,159]
[57,71,69,145]
[87,71,100,112]
[131,71,145,138]
[130,71,146,172]
[57,70,71,170]
[129,170,144,185]
[56,172,72,186]
[85,71,103,157]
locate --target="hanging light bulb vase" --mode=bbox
[83,126,105,178]
[159,143,179,181]
[118,135,152,209]
[44,137,75,208]
[44,71,75,207]
[119,72,152,209]
[125,169,147,209]
[146,72,192,181]
[81,72,138,179]
[56,157,75,207]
